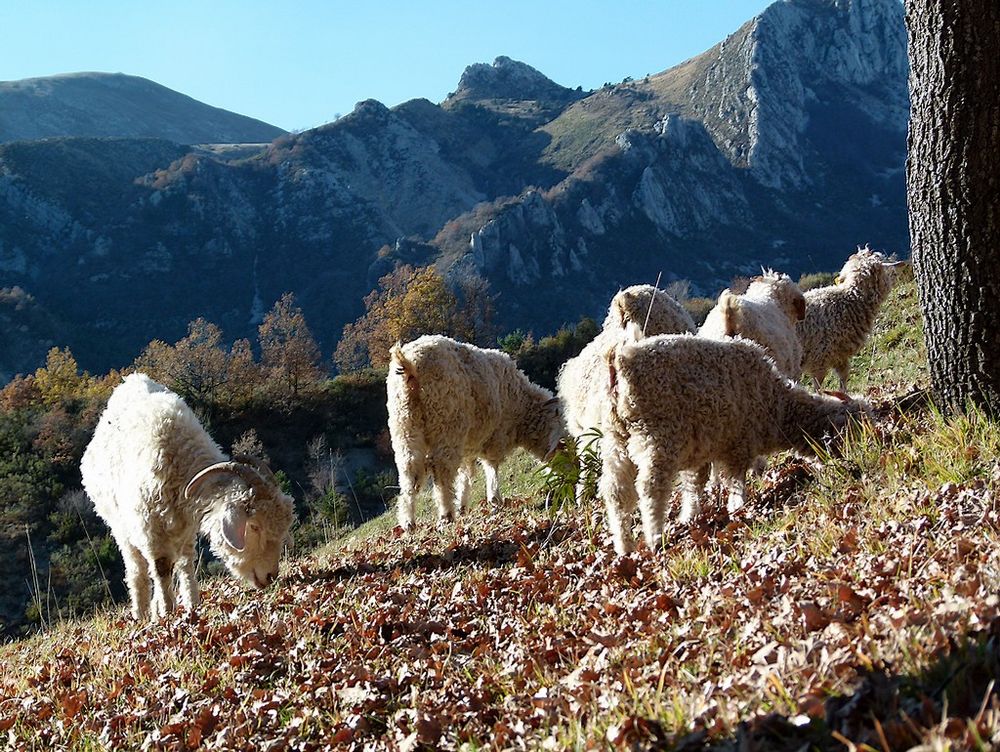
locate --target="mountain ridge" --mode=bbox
[436,0,908,331]
[0,0,909,378]
[0,72,286,145]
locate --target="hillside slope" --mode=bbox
[5,282,1000,750]
[0,73,285,145]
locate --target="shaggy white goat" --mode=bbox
[798,247,908,391]
[602,283,697,336]
[388,335,565,529]
[81,373,295,620]
[559,284,696,440]
[599,332,866,555]
[699,270,806,379]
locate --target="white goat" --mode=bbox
[798,247,908,391]
[388,335,565,529]
[81,373,295,620]
[599,332,866,555]
[559,284,695,440]
[602,283,697,335]
[699,270,806,379]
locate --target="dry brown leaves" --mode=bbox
[2,406,1000,749]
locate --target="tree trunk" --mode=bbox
[905,0,1000,413]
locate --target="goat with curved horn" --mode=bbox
[81,374,295,621]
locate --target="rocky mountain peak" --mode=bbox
[688,0,907,189]
[756,0,907,87]
[351,98,391,118]
[450,56,580,104]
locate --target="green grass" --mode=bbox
[845,274,929,394]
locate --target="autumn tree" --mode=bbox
[134,319,266,411]
[906,0,1000,412]
[451,269,497,345]
[226,338,263,408]
[335,265,496,371]
[134,319,230,408]
[258,292,324,397]
[33,348,88,407]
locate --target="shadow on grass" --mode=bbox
[287,521,576,584]
[609,616,1000,751]
[874,386,935,420]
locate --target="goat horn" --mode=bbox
[185,461,270,500]
[231,453,276,483]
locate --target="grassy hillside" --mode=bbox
[3,280,1000,750]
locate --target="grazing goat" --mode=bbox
[599,332,866,555]
[81,373,295,620]
[699,270,806,379]
[602,283,697,336]
[798,247,908,390]
[388,335,564,529]
[559,284,696,440]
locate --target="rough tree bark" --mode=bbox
[905,0,1000,413]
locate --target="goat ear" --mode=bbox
[221,503,249,552]
[794,297,807,321]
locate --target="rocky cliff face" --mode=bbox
[0,0,909,377]
[442,0,909,331]
[269,99,486,242]
[738,0,907,188]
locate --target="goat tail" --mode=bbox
[389,342,419,392]
[720,290,741,337]
[606,323,642,402]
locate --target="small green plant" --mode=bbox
[576,429,602,502]
[273,469,292,495]
[347,468,397,519]
[539,437,580,509]
[538,429,602,509]
[314,488,349,527]
[498,329,528,356]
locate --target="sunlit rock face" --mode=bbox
[447,0,908,332]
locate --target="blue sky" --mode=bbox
[1,1,774,132]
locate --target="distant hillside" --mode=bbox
[0,0,909,377]
[0,72,285,144]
